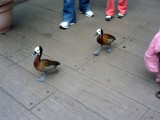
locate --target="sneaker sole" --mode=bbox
[105,16,112,21]
[59,23,75,29]
[118,16,124,18]
[86,14,94,17]
[105,18,111,21]
[118,14,125,18]
[79,11,94,17]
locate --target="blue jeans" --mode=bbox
[62,0,91,23]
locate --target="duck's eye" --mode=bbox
[97,30,101,34]
[36,49,40,53]
[34,47,40,53]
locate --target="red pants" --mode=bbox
[106,0,127,16]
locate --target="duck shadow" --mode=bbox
[100,45,115,52]
[46,69,60,76]
[38,68,61,81]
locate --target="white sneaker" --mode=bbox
[85,11,94,17]
[105,15,112,21]
[118,14,125,18]
[59,22,75,29]
[79,10,94,17]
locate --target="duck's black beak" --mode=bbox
[93,32,98,37]
[31,51,36,56]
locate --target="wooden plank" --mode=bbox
[7,26,93,70]
[30,0,63,13]
[0,55,57,109]
[0,55,13,68]
[52,27,127,54]
[0,36,21,56]
[118,38,149,58]
[78,59,160,112]
[144,22,160,33]
[141,109,160,120]
[82,14,155,44]
[41,64,148,120]
[0,88,40,120]
[98,47,155,82]
[32,91,106,120]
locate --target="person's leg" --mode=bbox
[79,0,93,17]
[79,0,90,13]
[106,0,115,16]
[60,0,76,28]
[156,72,160,83]
[63,0,76,23]
[118,0,127,15]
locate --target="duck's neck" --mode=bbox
[98,34,103,39]
[97,35,103,44]
[99,34,103,37]
[36,54,41,61]
[34,54,41,67]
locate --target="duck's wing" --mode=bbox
[103,34,116,45]
[41,59,60,67]
[36,59,60,72]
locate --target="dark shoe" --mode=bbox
[156,91,160,99]
[105,15,112,21]
[118,13,125,18]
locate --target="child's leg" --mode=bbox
[156,72,160,83]
[118,0,127,15]
[106,0,115,16]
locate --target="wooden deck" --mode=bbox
[0,0,160,120]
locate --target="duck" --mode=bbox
[31,46,60,82]
[93,28,116,56]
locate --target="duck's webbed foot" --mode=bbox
[93,45,102,56]
[93,50,100,56]
[38,72,46,82]
[38,77,45,82]
[106,47,112,53]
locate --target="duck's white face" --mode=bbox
[34,46,40,54]
[93,28,103,37]
[31,46,41,56]
[96,29,102,35]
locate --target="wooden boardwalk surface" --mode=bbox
[0,0,160,120]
